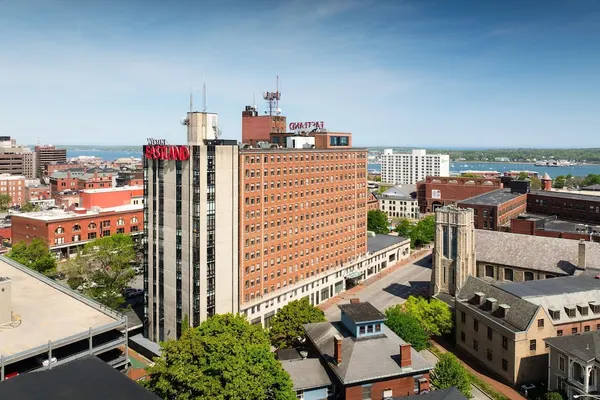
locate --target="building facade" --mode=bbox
[79,186,143,209]
[416,176,503,214]
[527,191,600,225]
[0,174,25,207]
[376,185,419,220]
[241,105,286,145]
[25,185,51,203]
[457,187,528,231]
[34,145,67,178]
[380,149,450,185]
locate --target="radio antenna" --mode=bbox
[189,85,193,113]
[203,73,207,112]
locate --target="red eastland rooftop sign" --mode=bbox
[145,139,190,161]
[289,121,324,131]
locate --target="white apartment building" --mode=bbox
[380,149,450,185]
[376,185,420,220]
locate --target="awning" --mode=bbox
[345,271,362,280]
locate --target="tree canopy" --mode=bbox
[431,353,472,399]
[543,392,564,400]
[20,202,40,212]
[394,218,412,238]
[409,215,435,248]
[368,209,389,234]
[269,297,326,349]
[384,305,429,351]
[7,238,56,273]
[143,314,296,400]
[0,194,11,211]
[65,234,136,309]
[403,296,452,336]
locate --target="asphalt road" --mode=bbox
[323,253,490,400]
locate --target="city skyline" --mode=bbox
[1,0,600,147]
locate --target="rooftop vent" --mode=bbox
[474,292,486,305]
[497,304,510,319]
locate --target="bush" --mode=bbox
[384,305,429,351]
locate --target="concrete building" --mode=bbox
[144,110,239,341]
[416,176,503,214]
[0,137,36,178]
[22,152,36,179]
[0,174,25,207]
[431,207,476,297]
[302,300,433,399]
[0,256,128,381]
[376,185,419,220]
[456,275,600,386]
[457,185,529,231]
[34,145,67,178]
[380,149,450,185]
[546,330,600,399]
[10,205,143,259]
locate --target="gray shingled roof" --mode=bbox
[459,188,524,206]
[545,331,600,363]
[393,387,468,400]
[280,358,332,391]
[475,230,600,274]
[338,302,385,323]
[456,276,539,332]
[377,185,417,201]
[367,234,408,254]
[303,321,433,385]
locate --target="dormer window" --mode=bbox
[375,324,381,333]
[549,309,561,320]
[565,306,576,318]
[590,302,600,314]
[367,325,374,334]
[577,304,589,316]
[359,326,366,335]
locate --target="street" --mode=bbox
[322,252,490,400]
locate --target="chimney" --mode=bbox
[578,240,587,270]
[350,298,360,304]
[474,292,486,305]
[0,277,12,326]
[333,335,343,365]
[399,343,412,368]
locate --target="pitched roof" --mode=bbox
[0,356,160,400]
[338,302,385,323]
[542,172,552,180]
[280,358,333,391]
[475,230,600,274]
[456,276,539,332]
[545,330,600,363]
[393,387,468,400]
[303,321,433,385]
[377,185,417,201]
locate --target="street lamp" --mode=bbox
[574,395,600,399]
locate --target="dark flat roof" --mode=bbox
[0,356,160,400]
[338,302,385,323]
[496,275,600,299]
[367,234,408,253]
[458,188,525,206]
[393,387,467,400]
[530,190,600,202]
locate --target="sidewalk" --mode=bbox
[430,339,525,400]
[318,249,430,312]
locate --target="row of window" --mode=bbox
[244,202,358,220]
[243,152,366,165]
[244,164,363,178]
[51,226,139,244]
[53,217,139,234]
[461,332,509,372]
[243,186,365,207]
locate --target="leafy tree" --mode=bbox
[583,174,600,187]
[0,193,11,211]
[7,238,56,273]
[409,215,435,248]
[143,314,296,400]
[395,218,412,237]
[553,175,566,189]
[461,173,482,178]
[20,202,39,212]
[431,353,472,399]
[543,392,564,400]
[384,305,429,351]
[517,172,529,180]
[269,297,326,349]
[65,234,135,309]
[530,176,542,190]
[368,209,389,234]
[403,296,452,336]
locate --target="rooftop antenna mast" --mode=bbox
[262,75,281,116]
[203,73,207,112]
[189,85,193,113]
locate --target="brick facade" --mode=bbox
[459,193,527,231]
[344,374,430,400]
[25,186,51,202]
[417,176,503,214]
[0,175,25,207]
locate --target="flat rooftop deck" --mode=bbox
[0,258,119,357]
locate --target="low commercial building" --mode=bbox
[545,330,600,399]
[456,275,600,386]
[0,174,25,207]
[511,214,600,242]
[115,169,143,187]
[302,300,433,399]
[79,186,143,209]
[10,205,143,259]
[416,176,503,214]
[457,185,528,231]
[0,256,128,381]
[376,185,419,220]
[49,168,118,195]
[24,185,51,203]
[240,235,411,327]
[527,190,600,225]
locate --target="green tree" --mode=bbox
[0,193,11,211]
[461,173,481,178]
[553,175,566,189]
[530,176,542,190]
[403,296,452,336]
[20,202,39,212]
[65,234,136,309]
[543,392,564,400]
[7,238,56,273]
[517,172,529,180]
[431,353,472,399]
[384,305,429,351]
[583,174,600,187]
[368,209,389,234]
[143,314,296,400]
[395,218,412,238]
[409,215,435,248]
[269,297,326,349]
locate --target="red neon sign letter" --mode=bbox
[145,145,190,161]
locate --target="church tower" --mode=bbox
[431,206,476,297]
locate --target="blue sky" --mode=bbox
[1,0,599,147]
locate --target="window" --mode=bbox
[572,327,578,334]
[375,324,381,332]
[461,311,466,323]
[585,325,591,332]
[117,218,125,226]
[367,325,373,334]
[131,216,139,224]
[485,265,494,278]
[474,319,479,331]
[461,331,465,342]
[55,227,64,234]
[117,227,125,234]
[362,384,372,400]
[487,327,492,340]
[558,354,565,372]
[530,339,536,351]
[102,230,110,237]
[88,232,97,240]
[537,319,544,328]
[502,359,508,371]
[72,224,81,232]
[487,348,492,361]
[88,222,97,230]
[502,335,508,349]
[524,272,534,281]
[504,268,513,281]
[359,326,366,335]
[557,330,563,337]
[473,340,479,351]
[382,389,393,399]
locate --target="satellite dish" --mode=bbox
[276,108,282,115]
[181,117,190,126]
